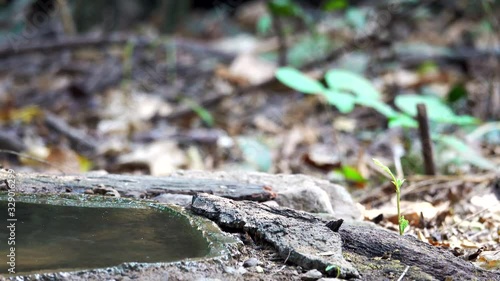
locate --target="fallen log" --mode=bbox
[0,170,275,202]
[191,193,500,281]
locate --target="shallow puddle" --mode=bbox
[0,196,210,274]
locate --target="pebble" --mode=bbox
[243,257,259,268]
[255,266,264,273]
[301,269,323,280]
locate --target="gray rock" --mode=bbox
[301,269,323,280]
[170,170,361,220]
[243,257,259,268]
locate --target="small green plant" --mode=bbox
[275,67,498,171]
[325,264,341,278]
[182,98,214,127]
[275,67,477,128]
[372,158,409,235]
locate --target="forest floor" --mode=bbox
[0,0,499,279]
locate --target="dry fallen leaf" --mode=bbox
[117,141,187,176]
[229,53,277,85]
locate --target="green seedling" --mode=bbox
[182,98,214,127]
[325,264,341,278]
[275,67,477,128]
[275,67,498,172]
[372,158,409,235]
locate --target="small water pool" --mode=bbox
[0,195,211,275]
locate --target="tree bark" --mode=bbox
[192,193,500,281]
[0,170,276,202]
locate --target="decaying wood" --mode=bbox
[339,222,499,280]
[0,171,275,202]
[192,193,360,279]
[192,193,500,281]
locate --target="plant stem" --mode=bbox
[396,186,402,235]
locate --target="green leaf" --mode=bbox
[435,135,498,171]
[372,158,395,179]
[275,67,327,94]
[447,83,468,103]
[438,114,479,126]
[417,61,439,75]
[268,0,302,17]
[356,98,398,118]
[395,94,454,119]
[399,216,409,234]
[257,14,272,35]
[323,0,348,11]
[325,264,340,277]
[324,90,356,113]
[340,165,367,183]
[345,7,367,30]
[325,69,380,100]
[236,137,273,172]
[183,99,214,127]
[325,265,336,272]
[388,114,418,128]
[395,178,405,188]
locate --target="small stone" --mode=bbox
[243,257,259,268]
[84,189,94,194]
[301,269,323,281]
[255,266,264,273]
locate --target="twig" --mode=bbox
[417,104,436,175]
[0,149,66,174]
[387,48,500,68]
[397,265,410,281]
[277,249,292,272]
[44,112,98,156]
[0,34,234,62]
[406,173,496,183]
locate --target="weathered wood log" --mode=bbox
[191,193,500,281]
[192,193,360,279]
[0,170,276,202]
